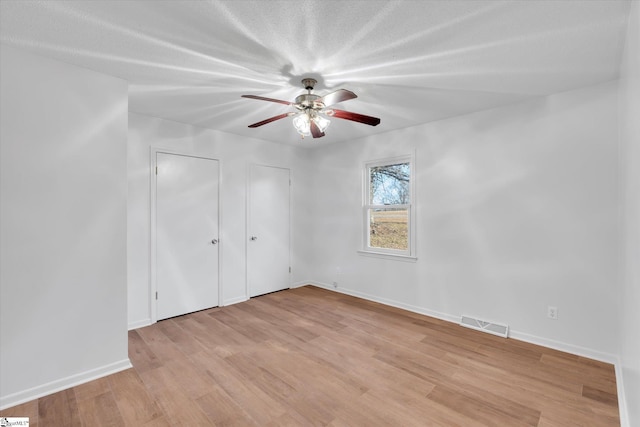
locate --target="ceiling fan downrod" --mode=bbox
[295,78,323,110]
[301,78,317,92]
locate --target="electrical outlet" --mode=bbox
[332,281,338,289]
[547,306,558,320]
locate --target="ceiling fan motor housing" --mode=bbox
[294,93,324,110]
[295,78,325,110]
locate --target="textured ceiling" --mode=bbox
[0,1,632,146]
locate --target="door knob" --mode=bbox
[211,239,218,245]
[250,236,257,241]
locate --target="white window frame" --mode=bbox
[359,153,417,261]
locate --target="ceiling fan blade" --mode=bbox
[241,94,292,105]
[318,89,357,107]
[310,120,325,138]
[328,109,381,126]
[248,112,294,128]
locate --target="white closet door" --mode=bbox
[248,164,290,297]
[156,152,219,320]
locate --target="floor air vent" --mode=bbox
[460,315,509,338]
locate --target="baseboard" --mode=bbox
[0,358,132,410]
[508,330,618,365]
[223,296,249,306]
[615,360,630,427]
[306,281,459,324]
[128,318,152,331]
[290,281,313,289]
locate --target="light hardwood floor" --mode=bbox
[1,285,620,426]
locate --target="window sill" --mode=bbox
[357,250,417,262]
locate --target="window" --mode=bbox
[361,155,415,259]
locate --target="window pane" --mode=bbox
[370,163,410,205]
[369,208,408,250]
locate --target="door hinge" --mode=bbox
[155,166,158,175]
[155,291,158,300]
[289,266,291,273]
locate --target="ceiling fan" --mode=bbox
[241,78,380,139]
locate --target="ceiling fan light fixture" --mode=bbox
[292,112,311,136]
[292,111,330,137]
[313,112,330,132]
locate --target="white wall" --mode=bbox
[127,113,313,328]
[0,46,130,408]
[307,81,620,361]
[619,1,640,425]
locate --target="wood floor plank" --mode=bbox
[163,355,219,400]
[335,386,484,427]
[210,306,275,343]
[195,385,260,427]
[233,298,321,342]
[230,341,367,419]
[427,382,541,426]
[177,310,254,351]
[541,352,619,394]
[582,384,619,406]
[138,366,214,425]
[141,416,172,427]
[265,290,347,331]
[448,351,585,405]
[265,412,311,427]
[156,318,208,355]
[107,368,164,426]
[136,321,190,364]
[189,350,288,425]
[427,384,540,427]
[76,391,124,427]
[128,330,162,374]
[373,344,458,383]
[1,286,620,426]
[38,389,82,427]
[73,376,111,402]
[451,359,621,426]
